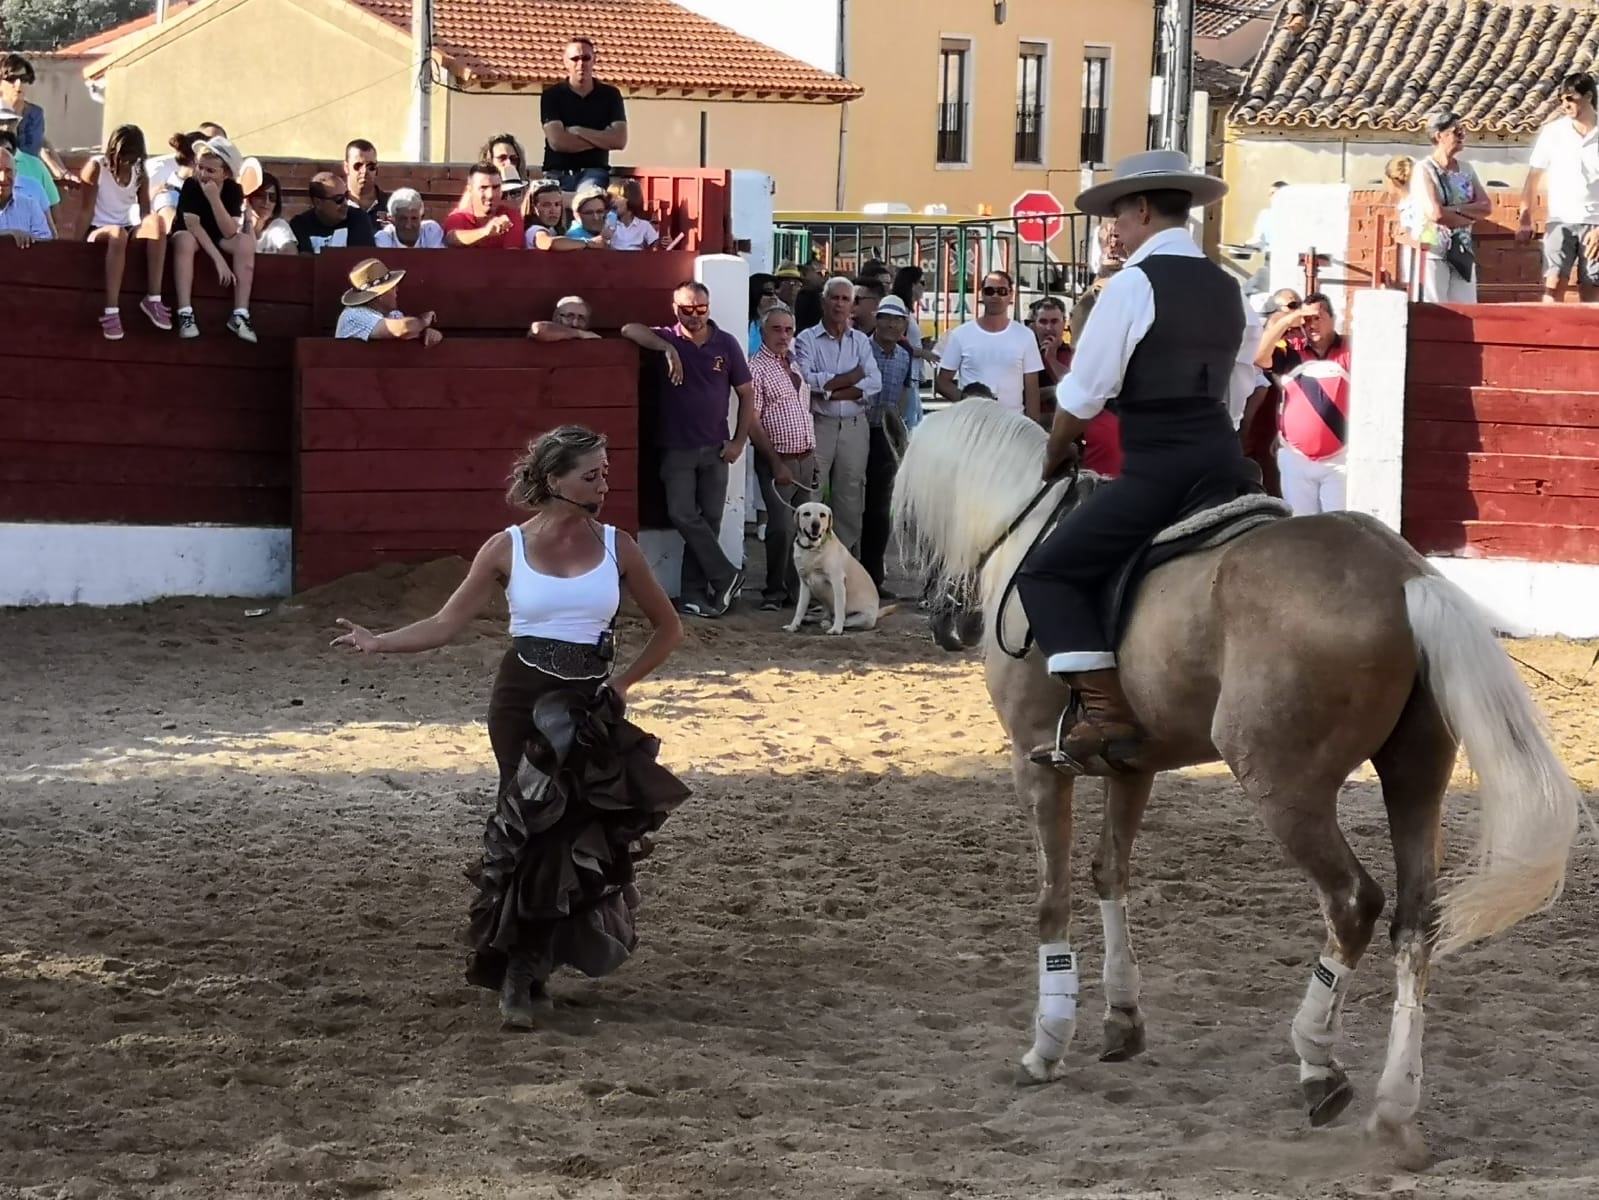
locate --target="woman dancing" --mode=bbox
[332,425,688,1027]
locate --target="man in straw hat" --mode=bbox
[335,257,443,345]
[1014,149,1265,774]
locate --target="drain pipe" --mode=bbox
[834,0,850,211]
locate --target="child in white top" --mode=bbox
[79,123,170,339]
[604,178,660,251]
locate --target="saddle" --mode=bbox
[1100,467,1292,646]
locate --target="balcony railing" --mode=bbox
[1015,107,1043,164]
[937,102,969,164]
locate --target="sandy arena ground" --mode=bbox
[3,549,1598,1200]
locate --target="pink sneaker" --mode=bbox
[139,296,173,331]
[99,311,125,341]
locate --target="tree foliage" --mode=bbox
[1,0,150,52]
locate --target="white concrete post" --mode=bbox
[696,253,752,572]
[1345,288,1409,530]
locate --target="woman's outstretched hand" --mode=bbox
[330,618,381,653]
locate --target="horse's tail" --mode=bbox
[1403,574,1581,957]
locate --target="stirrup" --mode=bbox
[1030,703,1093,774]
[1028,700,1145,777]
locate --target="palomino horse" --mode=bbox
[892,398,1580,1163]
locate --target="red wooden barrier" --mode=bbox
[306,246,692,336]
[1403,304,1599,564]
[293,338,642,590]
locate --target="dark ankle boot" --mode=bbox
[1031,668,1146,772]
[499,951,546,1029]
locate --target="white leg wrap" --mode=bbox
[1291,955,1352,1078]
[1374,948,1426,1123]
[1098,899,1141,1010]
[1030,942,1079,1062]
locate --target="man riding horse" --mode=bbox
[1018,150,1263,773]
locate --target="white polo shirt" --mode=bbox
[1530,115,1599,225]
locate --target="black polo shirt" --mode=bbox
[540,80,627,171]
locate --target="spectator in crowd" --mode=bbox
[862,294,914,595]
[198,121,228,139]
[1070,222,1125,345]
[794,275,882,555]
[444,163,524,249]
[890,265,935,429]
[290,171,378,254]
[1267,292,1350,515]
[529,294,602,341]
[744,273,780,536]
[542,37,627,194]
[1032,295,1071,413]
[525,178,582,251]
[1519,71,1599,303]
[773,263,804,308]
[622,281,754,617]
[247,171,298,255]
[144,129,205,242]
[1406,110,1492,302]
[1245,287,1306,496]
[606,177,659,250]
[852,277,884,336]
[747,302,815,612]
[749,286,780,356]
[859,259,893,289]
[170,135,256,343]
[345,139,388,226]
[0,143,51,246]
[565,183,613,247]
[374,188,444,249]
[0,55,74,211]
[479,133,532,219]
[1377,156,1419,280]
[935,270,1043,421]
[0,129,48,214]
[79,124,170,338]
[334,257,443,345]
[794,259,826,331]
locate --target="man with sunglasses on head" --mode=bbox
[622,283,755,618]
[934,270,1044,423]
[542,37,627,195]
[565,184,613,247]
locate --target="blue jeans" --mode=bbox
[548,167,610,193]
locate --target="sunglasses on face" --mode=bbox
[568,54,594,63]
[1281,300,1302,311]
[2,75,26,84]
[676,303,710,316]
[319,192,350,204]
[982,286,1011,297]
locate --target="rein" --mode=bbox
[974,463,1081,661]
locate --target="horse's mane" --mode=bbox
[893,399,1099,642]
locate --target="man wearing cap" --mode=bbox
[1015,150,1265,773]
[774,263,805,309]
[861,294,914,593]
[334,258,442,345]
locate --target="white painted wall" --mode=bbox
[733,170,777,274]
[1,524,291,607]
[1269,183,1352,317]
[673,0,841,75]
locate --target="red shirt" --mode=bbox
[442,206,525,249]
[1277,334,1353,461]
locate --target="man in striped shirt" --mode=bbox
[748,304,817,611]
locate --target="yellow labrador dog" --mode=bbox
[786,501,892,634]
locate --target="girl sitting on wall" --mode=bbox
[80,124,172,338]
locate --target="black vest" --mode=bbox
[1116,255,1244,455]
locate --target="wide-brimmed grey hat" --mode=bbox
[1075,149,1228,218]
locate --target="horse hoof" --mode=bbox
[500,1001,538,1030]
[1099,1009,1147,1062]
[1303,1071,1355,1127]
[1367,1112,1432,1171]
[1019,1050,1063,1085]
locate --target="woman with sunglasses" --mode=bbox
[247,171,297,254]
[479,132,533,221]
[0,55,74,210]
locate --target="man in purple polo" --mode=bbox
[622,280,755,617]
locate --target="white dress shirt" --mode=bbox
[793,322,882,417]
[1056,225,1263,427]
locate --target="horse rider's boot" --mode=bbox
[1031,668,1147,774]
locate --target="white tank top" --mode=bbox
[505,523,620,642]
[90,155,145,229]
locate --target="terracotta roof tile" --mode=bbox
[345,0,862,98]
[1195,55,1248,97]
[1196,0,1284,40]
[1235,0,1599,133]
[55,2,195,55]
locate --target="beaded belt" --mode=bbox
[511,635,610,681]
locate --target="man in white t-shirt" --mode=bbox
[1519,71,1599,303]
[934,270,1044,421]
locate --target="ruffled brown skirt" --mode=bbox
[464,647,690,991]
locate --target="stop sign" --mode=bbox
[1012,190,1065,245]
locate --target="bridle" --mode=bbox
[972,462,1082,660]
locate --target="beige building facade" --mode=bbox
[836,0,1156,216]
[86,0,855,211]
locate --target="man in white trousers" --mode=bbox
[1266,292,1351,514]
